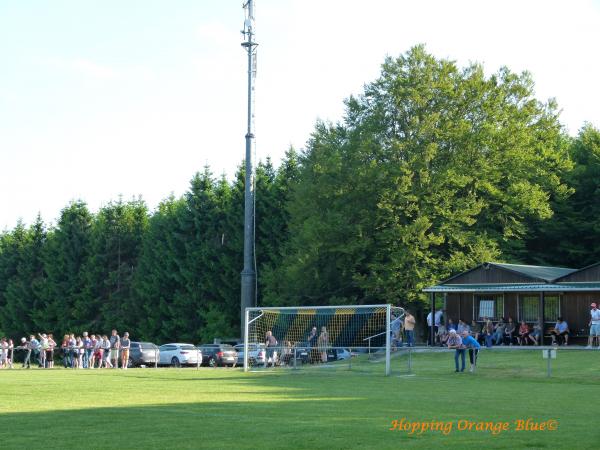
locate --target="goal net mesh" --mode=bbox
[244,305,405,374]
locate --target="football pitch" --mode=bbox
[0,350,597,449]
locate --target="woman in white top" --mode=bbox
[38,333,49,369]
[76,337,84,369]
[0,338,8,368]
[94,336,104,369]
[102,335,112,368]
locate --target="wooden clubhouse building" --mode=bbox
[423,262,600,343]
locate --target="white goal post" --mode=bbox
[243,304,405,376]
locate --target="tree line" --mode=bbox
[0,156,298,343]
[1,46,599,341]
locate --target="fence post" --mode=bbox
[385,304,391,376]
[293,347,297,370]
[547,349,552,378]
[244,308,250,372]
[154,347,158,369]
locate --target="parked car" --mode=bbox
[234,343,266,366]
[321,347,352,362]
[198,344,238,367]
[158,343,202,367]
[292,342,311,364]
[289,345,351,364]
[128,342,159,367]
[329,348,352,361]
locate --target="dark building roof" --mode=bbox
[554,262,600,283]
[424,282,600,293]
[424,262,591,293]
[440,262,576,285]
[487,263,576,283]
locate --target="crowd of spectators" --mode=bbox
[0,329,131,370]
[427,312,572,348]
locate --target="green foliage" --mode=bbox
[83,198,149,333]
[524,124,600,266]
[266,45,572,307]
[0,218,46,336]
[40,202,93,334]
[131,195,188,342]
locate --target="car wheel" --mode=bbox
[128,357,134,368]
[208,357,216,367]
[171,357,181,368]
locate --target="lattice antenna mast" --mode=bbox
[240,0,258,335]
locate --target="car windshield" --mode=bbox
[221,345,235,350]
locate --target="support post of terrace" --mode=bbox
[540,291,546,346]
[430,292,435,347]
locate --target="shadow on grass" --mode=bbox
[0,397,403,450]
[1,352,598,450]
[0,398,576,450]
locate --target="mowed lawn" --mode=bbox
[0,350,598,449]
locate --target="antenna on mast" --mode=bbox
[240,0,258,335]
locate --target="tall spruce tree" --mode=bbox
[0,219,46,336]
[42,201,93,334]
[81,198,148,333]
[175,168,221,342]
[132,196,187,342]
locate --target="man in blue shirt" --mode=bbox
[461,330,481,373]
[550,318,569,346]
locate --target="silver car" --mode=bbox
[235,343,266,366]
[158,343,202,367]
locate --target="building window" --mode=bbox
[520,296,539,322]
[476,295,504,320]
[544,295,560,322]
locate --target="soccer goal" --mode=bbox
[243,304,405,376]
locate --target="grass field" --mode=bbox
[0,349,598,449]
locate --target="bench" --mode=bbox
[543,329,589,345]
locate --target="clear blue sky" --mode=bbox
[2,0,599,230]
